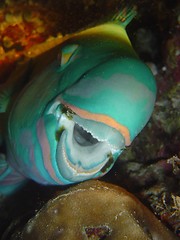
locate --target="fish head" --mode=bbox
[44,30,156,183]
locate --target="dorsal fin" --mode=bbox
[111,7,137,28]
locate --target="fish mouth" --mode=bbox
[58,137,110,181]
[56,114,122,183]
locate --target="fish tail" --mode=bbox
[0,155,27,197]
[111,6,137,28]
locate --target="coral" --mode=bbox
[19,181,178,240]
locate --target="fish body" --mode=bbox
[0,9,156,195]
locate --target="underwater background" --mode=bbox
[0,0,179,238]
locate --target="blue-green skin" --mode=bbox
[0,16,156,195]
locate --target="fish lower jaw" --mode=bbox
[57,143,108,182]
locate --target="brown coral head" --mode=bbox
[21,180,177,240]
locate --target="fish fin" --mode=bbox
[0,155,27,197]
[0,87,13,113]
[0,112,8,149]
[0,59,32,114]
[111,6,137,28]
[59,44,79,67]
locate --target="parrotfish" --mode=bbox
[0,9,156,195]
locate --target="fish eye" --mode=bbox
[73,123,99,146]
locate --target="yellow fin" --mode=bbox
[60,44,79,67]
[111,6,137,28]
